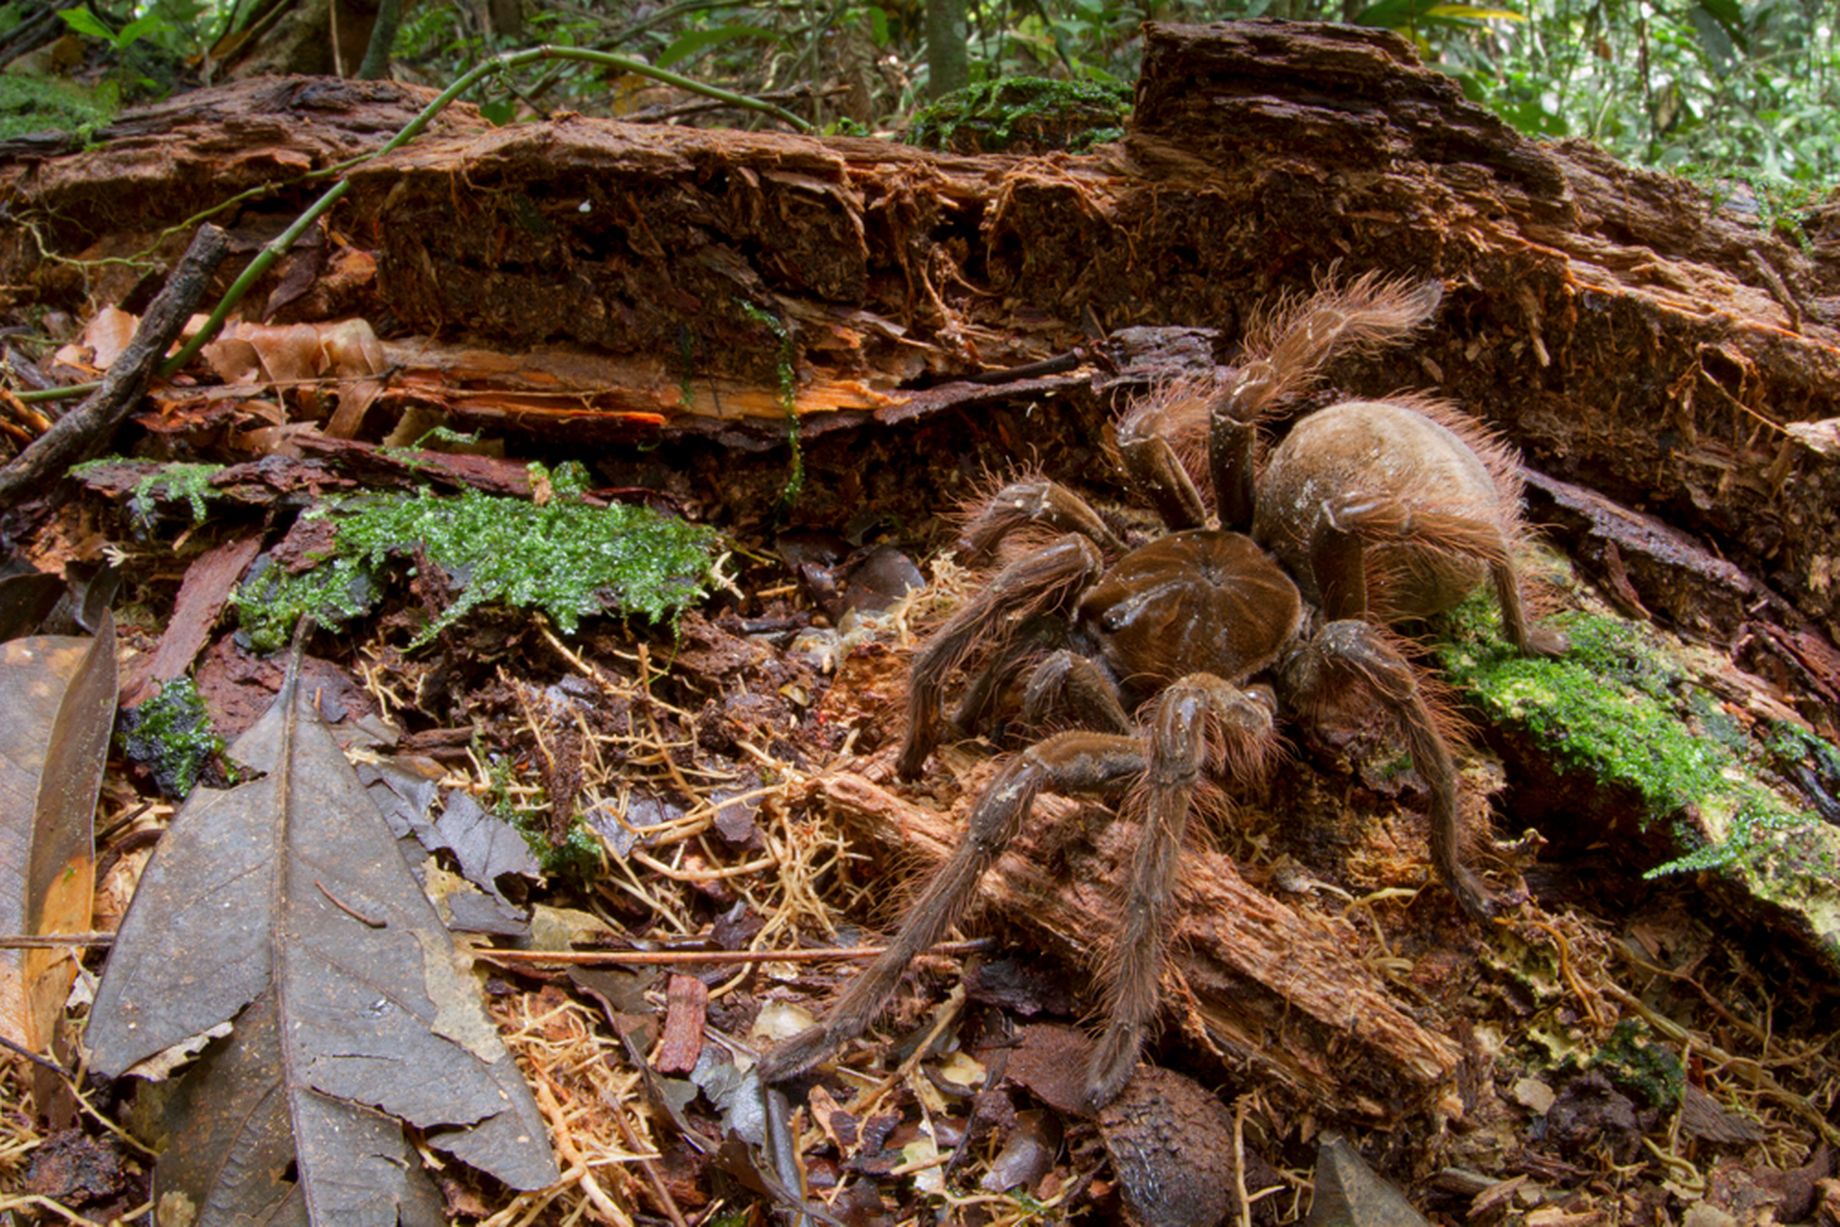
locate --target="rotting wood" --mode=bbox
[807,766,1464,1121]
[8,24,1836,655]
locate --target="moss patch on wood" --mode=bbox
[905,76,1130,154]
[234,461,718,650]
[1436,592,1840,964]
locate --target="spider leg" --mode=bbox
[1020,649,1131,735]
[899,536,1103,780]
[1216,273,1444,427]
[1208,394,1258,532]
[1113,417,1208,530]
[1310,493,1567,656]
[1282,619,1504,922]
[958,477,1127,565]
[949,631,1043,739]
[760,732,1145,1085]
[1084,676,1277,1110]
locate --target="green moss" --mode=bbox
[482,754,602,879]
[232,556,377,655]
[1434,598,1824,881]
[119,677,222,798]
[70,458,225,526]
[1593,1020,1684,1110]
[239,464,717,651]
[906,77,1131,154]
[736,300,803,512]
[0,75,117,142]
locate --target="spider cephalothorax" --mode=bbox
[763,272,1565,1110]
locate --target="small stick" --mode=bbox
[0,932,116,949]
[607,1093,691,1227]
[477,937,992,967]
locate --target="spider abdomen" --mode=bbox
[1079,530,1302,688]
[1253,400,1517,620]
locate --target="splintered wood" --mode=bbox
[808,766,1463,1121]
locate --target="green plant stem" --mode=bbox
[16,45,811,408]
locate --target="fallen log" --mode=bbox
[807,764,1466,1122]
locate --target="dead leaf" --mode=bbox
[199,318,390,437]
[0,569,66,643]
[433,791,544,905]
[73,306,138,373]
[120,535,262,708]
[0,611,117,1051]
[87,657,559,1213]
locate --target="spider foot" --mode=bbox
[758,1021,841,1086]
[1081,1023,1142,1114]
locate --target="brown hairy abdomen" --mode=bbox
[1253,400,1513,620]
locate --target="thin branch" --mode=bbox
[476,937,993,966]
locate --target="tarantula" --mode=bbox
[762,273,1565,1111]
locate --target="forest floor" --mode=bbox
[2,374,1837,1225]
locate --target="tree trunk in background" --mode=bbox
[355,0,402,80]
[926,0,969,97]
[219,0,380,78]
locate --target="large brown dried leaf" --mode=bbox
[200,318,388,438]
[87,663,558,1220]
[0,612,116,1051]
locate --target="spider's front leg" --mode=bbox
[1281,619,1509,923]
[1084,676,1277,1110]
[759,732,1145,1086]
[898,535,1103,780]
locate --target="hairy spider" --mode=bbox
[762,273,1566,1110]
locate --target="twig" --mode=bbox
[608,1092,691,1227]
[0,1030,71,1078]
[0,932,115,949]
[476,937,992,967]
[0,224,228,509]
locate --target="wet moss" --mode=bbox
[1434,597,1826,883]
[70,458,226,526]
[906,77,1131,154]
[236,462,717,651]
[119,677,222,798]
[233,556,378,655]
[1593,1020,1684,1110]
[482,754,601,879]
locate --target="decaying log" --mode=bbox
[8,23,1835,664]
[808,766,1464,1122]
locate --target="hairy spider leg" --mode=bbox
[758,732,1147,1086]
[1020,649,1131,735]
[1282,620,1504,922]
[898,536,1104,780]
[1113,414,1208,530]
[957,477,1126,565]
[1206,273,1445,529]
[1083,675,1277,1110]
[1309,492,1566,657]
